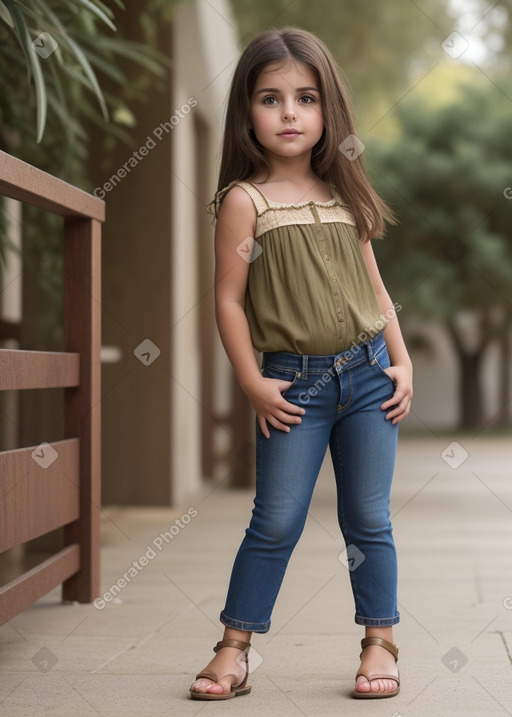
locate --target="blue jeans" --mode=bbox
[220,331,400,633]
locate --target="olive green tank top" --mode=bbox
[221,180,386,356]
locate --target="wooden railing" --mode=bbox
[0,150,104,622]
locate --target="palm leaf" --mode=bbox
[67,0,117,32]
[59,44,109,120]
[0,0,13,27]
[99,36,171,75]
[7,3,47,142]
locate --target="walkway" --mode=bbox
[1,435,511,715]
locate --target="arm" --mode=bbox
[360,239,413,424]
[214,186,305,438]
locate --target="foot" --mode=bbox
[190,645,247,697]
[354,643,399,695]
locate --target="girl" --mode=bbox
[190,25,413,701]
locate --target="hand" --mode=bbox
[244,376,306,439]
[380,364,413,424]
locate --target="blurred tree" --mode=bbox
[369,72,512,429]
[0,0,178,342]
[229,0,455,120]
[0,0,174,179]
[467,0,512,66]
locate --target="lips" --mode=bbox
[279,129,301,136]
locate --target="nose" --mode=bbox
[282,99,296,120]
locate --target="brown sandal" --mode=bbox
[351,636,400,699]
[189,638,252,700]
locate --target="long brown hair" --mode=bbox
[208,25,396,241]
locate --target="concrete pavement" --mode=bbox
[1,435,511,716]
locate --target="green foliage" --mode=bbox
[369,71,512,328]
[0,0,178,342]
[229,0,455,117]
[0,1,172,167]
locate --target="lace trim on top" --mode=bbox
[215,180,357,239]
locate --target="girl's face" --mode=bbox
[249,60,324,161]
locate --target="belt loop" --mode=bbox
[365,336,374,363]
[301,354,308,379]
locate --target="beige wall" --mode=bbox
[87,0,241,506]
[170,0,240,504]
[88,6,174,505]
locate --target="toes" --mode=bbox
[191,679,223,694]
[355,676,371,692]
[384,678,397,693]
[355,676,396,694]
[370,678,396,693]
[191,676,236,695]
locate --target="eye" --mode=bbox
[300,95,316,104]
[262,96,277,105]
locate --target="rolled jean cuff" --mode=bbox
[355,612,400,627]
[220,610,270,633]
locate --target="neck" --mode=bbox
[262,150,317,184]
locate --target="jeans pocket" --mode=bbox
[372,347,396,386]
[261,364,299,398]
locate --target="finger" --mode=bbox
[277,380,294,396]
[385,399,408,418]
[275,406,303,424]
[258,415,270,439]
[386,399,411,423]
[391,406,410,424]
[281,398,306,415]
[381,389,407,410]
[268,416,291,432]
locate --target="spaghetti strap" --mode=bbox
[234,182,269,215]
[214,179,269,216]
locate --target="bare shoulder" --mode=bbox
[215,186,257,257]
[214,184,258,304]
[218,183,257,231]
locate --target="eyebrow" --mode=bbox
[254,86,320,95]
